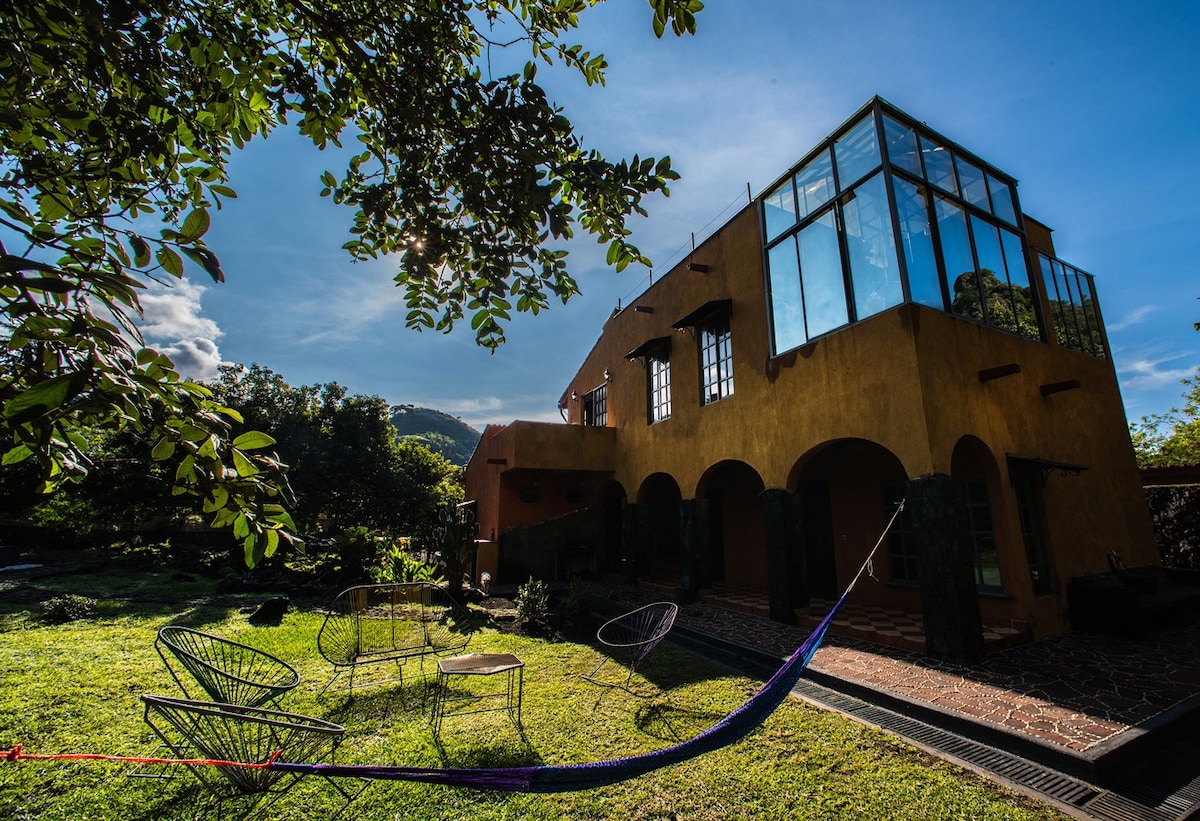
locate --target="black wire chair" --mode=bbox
[141,694,366,818]
[156,626,299,708]
[584,601,679,687]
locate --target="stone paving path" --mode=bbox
[599,583,1200,754]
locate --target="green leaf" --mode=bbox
[150,437,176,460]
[2,445,33,466]
[3,373,78,423]
[231,447,259,477]
[179,209,211,241]
[156,246,185,277]
[232,431,277,451]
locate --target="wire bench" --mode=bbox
[317,582,471,694]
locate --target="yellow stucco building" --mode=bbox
[463,98,1158,660]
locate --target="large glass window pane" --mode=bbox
[1048,257,1081,351]
[798,211,848,338]
[882,116,922,176]
[987,173,1017,225]
[921,137,957,195]
[763,180,796,241]
[844,173,902,321]
[999,227,1040,340]
[893,177,941,309]
[935,197,981,321]
[971,215,1012,332]
[1078,273,1107,358]
[956,156,990,210]
[768,237,806,354]
[795,149,835,220]
[834,115,881,190]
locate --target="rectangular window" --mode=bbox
[699,316,734,405]
[955,156,990,210]
[883,115,922,177]
[768,236,805,355]
[920,137,958,195]
[1041,254,1107,358]
[583,383,607,427]
[834,115,881,189]
[893,177,942,310]
[797,210,848,339]
[935,197,982,322]
[965,478,1002,589]
[647,352,671,424]
[844,172,903,321]
[1012,464,1054,595]
[763,179,797,241]
[795,149,836,220]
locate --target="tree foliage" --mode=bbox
[0,0,702,562]
[1129,366,1200,468]
[207,364,461,538]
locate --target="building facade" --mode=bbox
[463,98,1158,659]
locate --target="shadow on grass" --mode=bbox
[433,721,542,770]
[633,699,728,743]
[321,678,432,729]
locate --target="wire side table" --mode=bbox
[431,653,524,735]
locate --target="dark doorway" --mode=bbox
[799,480,838,598]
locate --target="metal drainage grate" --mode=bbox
[1084,737,1200,821]
[791,679,1100,809]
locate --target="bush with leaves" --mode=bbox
[39,594,97,625]
[515,576,551,633]
[371,540,444,585]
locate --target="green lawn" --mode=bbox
[0,566,1066,820]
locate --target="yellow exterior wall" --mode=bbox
[465,177,1157,641]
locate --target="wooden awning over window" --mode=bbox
[672,299,732,330]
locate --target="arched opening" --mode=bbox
[697,460,767,591]
[951,436,1005,592]
[790,439,908,600]
[637,473,683,579]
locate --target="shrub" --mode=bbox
[516,577,551,632]
[560,576,593,636]
[371,540,444,584]
[39,594,97,625]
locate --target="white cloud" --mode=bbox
[1117,355,1194,392]
[1107,305,1159,333]
[136,278,226,381]
[138,278,222,342]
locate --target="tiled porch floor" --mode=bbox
[696,583,1026,652]
[612,580,1200,756]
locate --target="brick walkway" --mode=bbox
[598,582,1200,754]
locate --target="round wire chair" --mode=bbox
[584,601,679,686]
[156,626,300,708]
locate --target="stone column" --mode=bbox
[762,487,800,625]
[907,474,985,663]
[678,498,710,599]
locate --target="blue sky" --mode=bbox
[139,0,1200,431]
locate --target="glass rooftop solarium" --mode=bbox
[760,97,1107,360]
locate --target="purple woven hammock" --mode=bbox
[273,592,841,793]
[273,502,904,794]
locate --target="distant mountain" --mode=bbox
[389,405,481,466]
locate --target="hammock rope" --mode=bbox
[1,743,282,770]
[3,500,905,795]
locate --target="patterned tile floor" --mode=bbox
[607,580,1200,755]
